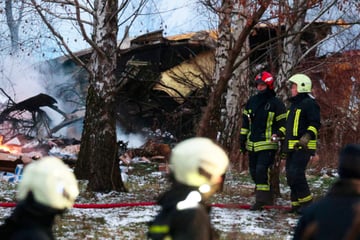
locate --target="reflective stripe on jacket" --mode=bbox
[284,93,321,152]
[240,89,286,152]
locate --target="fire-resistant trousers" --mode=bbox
[286,150,313,206]
[249,150,275,191]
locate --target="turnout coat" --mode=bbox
[148,184,218,240]
[294,179,360,240]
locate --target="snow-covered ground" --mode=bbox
[0,162,336,239]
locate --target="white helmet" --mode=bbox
[288,74,312,93]
[17,156,79,210]
[170,137,229,187]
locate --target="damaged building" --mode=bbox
[43,22,333,141]
[1,21,358,173]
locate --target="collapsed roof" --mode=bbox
[44,22,335,138]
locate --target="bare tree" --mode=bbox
[4,0,24,52]
[1,0,57,58]
[29,0,148,192]
[197,0,271,167]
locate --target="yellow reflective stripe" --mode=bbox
[243,109,249,115]
[276,113,286,121]
[247,141,278,151]
[308,140,317,149]
[266,112,275,140]
[293,109,301,136]
[256,184,270,191]
[286,110,290,119]
[256,166,272,191]
[299,195,313,203]
[149,225,170,234]
[279,126,286,135]
[288,140,317,150]
[288,140,297,149]
[256,145,278,151]
[307,126,318,137]
[253,141,277,147]
[291,201,300,207]
[240,128,249,135]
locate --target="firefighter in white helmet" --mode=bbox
[0,156,79,239]
[147,137,229,240]
[283,73,321,214]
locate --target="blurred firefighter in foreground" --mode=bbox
[0,156,79,240]
[283,74,321,214]
[147,137,229,240]
[293,144,360,240]
[239,71,286,210]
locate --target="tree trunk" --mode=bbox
[272,0,308,196]
[197,0,270,151]
[221,2,250,168]
[277,0,307,100]
[74,0,126,192]
[212,0,232,141]
[5,0,22,52]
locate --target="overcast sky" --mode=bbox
[129,0,216,37]
[68,0,216,52]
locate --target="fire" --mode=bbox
[0,135,21,154]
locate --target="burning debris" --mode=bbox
[0,135,35,174]
[0,90,173,180]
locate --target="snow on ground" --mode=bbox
[61,204,297,239]
[0,177,298,239]
[1,162,336,239]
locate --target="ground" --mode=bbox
[0,162,337,239]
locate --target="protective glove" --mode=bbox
[294,133,311,150]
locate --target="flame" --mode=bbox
[0,135,21,154]
[0,145,21,154]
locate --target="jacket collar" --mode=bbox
[289,93,309,103]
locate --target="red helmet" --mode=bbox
[255,71,274,90]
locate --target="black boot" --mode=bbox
[297,200,313,215]
[250,202,266,211]
[250,190,273,211]
[288,205,301,214]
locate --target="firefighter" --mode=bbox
[147,137,229,240]
[0,156,79,240]
[239,71,286,210]
[283,74,321,214]
[293,144,360,240]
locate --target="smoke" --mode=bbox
[0,55,71,138]
[0,55,46,103]
[116,126,146,148]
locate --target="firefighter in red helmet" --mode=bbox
[239,71,286,210]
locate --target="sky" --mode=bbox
[64,0,217,53]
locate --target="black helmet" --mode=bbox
[338,144,360,179]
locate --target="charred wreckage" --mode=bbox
[0,23,334,173]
